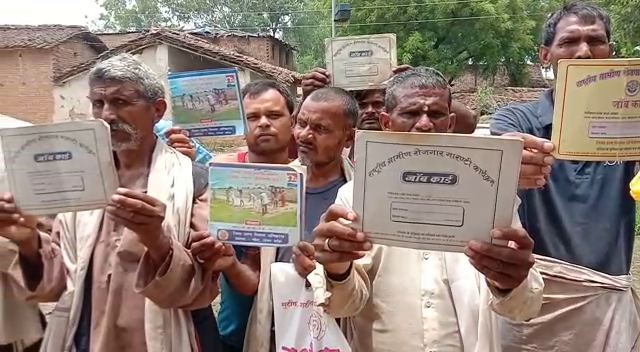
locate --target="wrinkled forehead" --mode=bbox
[392,87,450,109]
[88,80,143,98]
[553,14,608,41]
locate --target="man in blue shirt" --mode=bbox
[154,119,213,165]
[214,80,296,352]
[490,2,639,350]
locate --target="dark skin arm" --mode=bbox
[222,248,261,296]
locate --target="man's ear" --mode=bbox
[380,111,392,131]
[539,46,551,70]
[153,98,168,124]
[447,112,457,133]
[344,125,355,149]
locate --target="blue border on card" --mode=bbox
[168,68,247,137]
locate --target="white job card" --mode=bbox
[0,120,117,215]
[353,131,522,252]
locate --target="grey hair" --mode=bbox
[385,66,451,113]
[306,87,358,127]
[88,53,165,102]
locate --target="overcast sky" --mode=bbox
[0,0,101,26]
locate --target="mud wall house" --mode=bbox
[53,29,301,123]
[0,25,107,124]
[97,28,296,70]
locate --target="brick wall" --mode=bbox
[452,65,549,92]
[0,49,54,124]
[53,37,100,76]
[210,36,294,70]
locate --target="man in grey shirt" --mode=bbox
[490,2,639,351]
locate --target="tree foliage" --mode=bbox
[95,0,639,85]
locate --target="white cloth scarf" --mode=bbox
[40,140,196,352]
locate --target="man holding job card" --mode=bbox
[0,54,224,352]
[296,67,543,352]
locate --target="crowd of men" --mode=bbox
[0,1,638,351]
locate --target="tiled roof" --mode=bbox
[0,25,107,51]
[55,29,301,86]
[97,31,143,49]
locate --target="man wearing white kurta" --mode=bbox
[300,67,544,352]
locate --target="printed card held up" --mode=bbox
[551,58,640,161]
[208,162,306,247]
[0,120,118,216]
[352,131,522,253]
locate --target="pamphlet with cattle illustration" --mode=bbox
[209,162,305,247]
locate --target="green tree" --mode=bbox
[602,0,640,57]
[335,0,547,85]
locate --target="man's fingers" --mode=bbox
[190,231,210,244]
[520,163,551,177]
[191,237,222,257]
[114,188,164,209]
[519,177,547,189]
[168,132,191,142]
[325,236,372,252]
[106,206,149,224]
[468,258,520,290]
[111,195,160,217]
[504,132,554,153]
[491,228,534,250]
[170,143,193,150]
[297,241,315,257]
[319,204,357,223]
[521,149,554,167]
[163,126,182,138]
[0,201,17,213]
[314,222,364,243]
[466,240,532,265]
[302,71,330,85]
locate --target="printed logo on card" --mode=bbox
[626,80,639,97]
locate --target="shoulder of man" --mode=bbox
[191,162,208,196]
[335,180,354,209]
[489,100,540,136]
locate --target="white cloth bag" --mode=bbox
[271,263,352,352]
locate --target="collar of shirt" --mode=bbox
[538,89,555,128]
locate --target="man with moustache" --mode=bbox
[294,67,543,352]
[242,87,357,352]
[490,2,640,351]
[211,80,296,352]
[300,67,478,133]
[0,54,230,352]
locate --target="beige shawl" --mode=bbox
[0,240,44,349]
[40,140,197,352]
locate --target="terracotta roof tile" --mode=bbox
[55,29,301,86]
[0,25,106,50]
